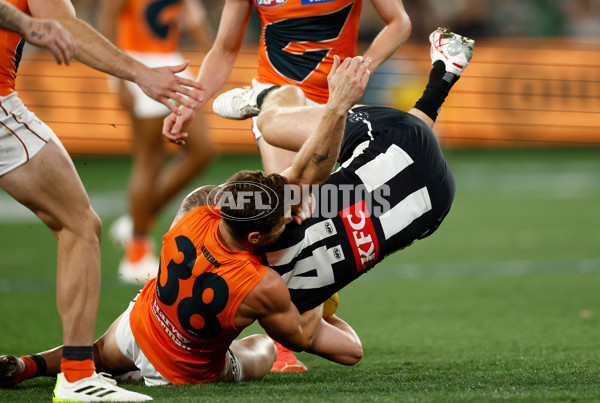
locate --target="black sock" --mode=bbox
[414,61,460,122]
[28,354,48,377]
[62,345,94,361]
[256,85,281,109]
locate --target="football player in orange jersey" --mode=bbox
[98,0,217,286]
[4,28,475,387]
[0,0,205,401]
[1,55,370,387]
[163,0,411,372]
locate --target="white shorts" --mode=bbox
[115,299,243,385]
[115,300,170,386]
[250,79,320,141]
[0,93,53,176]
[107,52,193,119]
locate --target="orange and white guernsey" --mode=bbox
[0,0,28,96]
[117,0,182,53]
[254,0,362,104]
[129,206,268,384]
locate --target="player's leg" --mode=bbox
[409,28,474,128]
[0,138,150,399]
[118,115,165,285]
[306,315,363,366]
[214,84,326,156]
[0,312,136,386]
[256,137,298,174]
[0,137,101,373]
[256,85,325,156]
[151,112,214,214]
[227,335,277,381]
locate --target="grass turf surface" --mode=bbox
[0,149,599,402]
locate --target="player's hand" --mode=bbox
[136,61,207,114]
[23,18,75,65]
[326,55,372,113]
[163,106,195,145]
[290,191,316,225]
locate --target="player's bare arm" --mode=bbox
[281,56,372,186]
[163,0,253,143]
[171,185,220,227]
[27,0,204,114]
[362,0,411,71]
[241,269,323,352]
[0,0,74,65]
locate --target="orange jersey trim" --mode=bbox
[118,0,182,53]
[130,206,268,384]
[254,0,362,103]
[0,0,29,96]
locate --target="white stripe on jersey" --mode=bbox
[380,187,432,240]
[334,140,369,174]
[354,144,414,192]
[265,219,338,266]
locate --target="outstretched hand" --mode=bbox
[326,55,372,113]
[23,18,75,65]
[137,61,207,114]
[163,106,195,145]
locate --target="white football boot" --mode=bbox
[118,237,159,286]
[108,215,133,248]
[52,372,152,402]
[429,27,474,76]
[212,87,261,120]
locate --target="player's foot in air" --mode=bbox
[212,86,261,120]
[0,354,23,388]
[118,236,159,286]
[270,341,307,373]
[53,372,152,402]
[429,27,474,76]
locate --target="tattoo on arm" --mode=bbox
[0,2,25,34]
[177,185,218,216]
[312,148,332,165]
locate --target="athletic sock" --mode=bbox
[256,85,282,109]
[12,354,46,385]
[414,60,460,122]
[61,346,95,383]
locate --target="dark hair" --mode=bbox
[219,170,287,242]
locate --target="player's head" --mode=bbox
[219,170,290,246]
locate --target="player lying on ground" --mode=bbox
[1,28,474,387]
[0,54,371,388]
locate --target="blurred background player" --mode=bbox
[163,0,412,372]
[0,0,204,401]
[98,0,216,285]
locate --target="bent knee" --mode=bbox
[62,207,102,242]
[346,344,363,365]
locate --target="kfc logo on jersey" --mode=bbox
[255,0,287,8]
[340,200,379,273]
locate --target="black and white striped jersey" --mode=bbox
[256,106,456,313]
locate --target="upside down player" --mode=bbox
[3,28,474,388]
[0,54,371,388]
[164,0,412,373]
[189,26,475,348]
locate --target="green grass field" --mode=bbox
[1,148,599,402]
